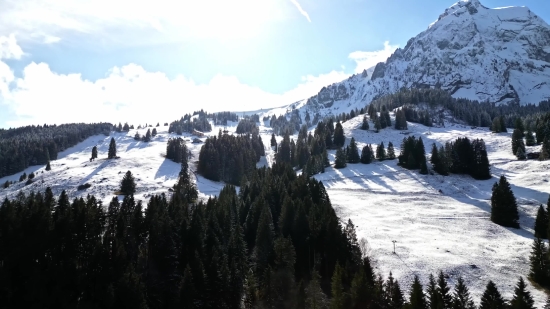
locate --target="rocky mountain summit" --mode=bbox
[302,0,550,116]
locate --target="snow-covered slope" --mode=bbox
[291,0,550,119]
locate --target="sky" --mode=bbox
[0,0,549,128]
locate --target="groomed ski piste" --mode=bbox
[1,111,548,306]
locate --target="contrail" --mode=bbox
[289,0,311,22]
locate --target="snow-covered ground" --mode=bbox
[1,113,549,306]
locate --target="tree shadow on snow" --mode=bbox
[154,158,180,180]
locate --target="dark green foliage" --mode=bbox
[376,142,386,161]
[427,137,490,179]
[374,116,381,133]
[152,128,157,136]
[529,238,548,286]
[361,145,374,164]
[142,129,152,142]
[91,146,98,161]
[271,133,277,150]
[398,136,427,170]
[19,172,27,182]
[0,122,111,178]
[120,171,137,195]
[541,137,550,161]
[168,110,212,134]
[427,274,439,309]
[499,116,507,133]
[525,129,536,146]
[437,271,453,309]
[387,142,396,160]
[395,109,408,130]
[333,121,345,148]
[511,129,525,156]
[28,172,35,180]
[361,115,370,130]
[510,278,535,309]
[385,272,404,309]
[166,137,189,163]
[335,148,347,169]
[198,133,263,185]
[236,118,259,134]
[408,275,427,309]
[491,117,501,133]
[331,263,346,309]
[452,277,475,309]
[108,137,117,159]
[516,147,526,160]
[515,118,525,136]
[534,204,548,238]
[490,176,519,228]
[347,137,361,163]
[480,281,506,309]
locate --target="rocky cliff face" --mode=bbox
[302,0,550,116]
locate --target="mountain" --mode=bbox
[299,0,550,117]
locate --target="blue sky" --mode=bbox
[0,0,548,128]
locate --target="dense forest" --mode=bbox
[235,119,259,135]
[197,131,265,185]
[168,111,212,135]
[0,123,112,179]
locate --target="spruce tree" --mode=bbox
[437,271,452,309]
[515,118,525,137]
[510,277,535,309]
[499,116,507,133]
[361,115,370,130]
[529,237,549,286]
[46,161,51,171]
[335,148,347,169]
[479,281,506,309]
[91,146,98,161]
[452,277,475,309]
[376,142,386,161]
[333,121,345,148]
[108,138,117,159]
[120,171,136,195]
[541,137,550,161]
[490,176,520,228]
[387,142,396,160]
[134,132,141,141]
[152,128,157,137]
[408,275,427,309]
[361,146,373,164]
[305,271,329,309]
[427,274,439,309]
[375,117,382,133]
[331,263,346,309]
[525,129,535,146]
[534,204,548,238]
[516,147,526,160]
[347,137,361,163]
[511,129,525,156]
[419,157,428,175]
[491,117,501,133]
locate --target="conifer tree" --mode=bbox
[375,117,382,133]
[306,271,329,309]
[490,176,519,228]
[395,109,407,130]
[361,115,370,130]
[271,133,277,150]
[361,146,373,164]
[525,129,536,146]
[427,274,439,309]
[510,277,535,309]
[108,138,117,159]
[46,161,51,171]
[534,204,548,238]
[515,118,525,137]
[134,132,141,141]
[408,275,427,309]
[385,273,404,309]
[376,142,386,161]
[419,157,428,175]
[120,171,136,195]
[529,237,549,286]
[541,137,550,161]
[491,117,501,133]
[143,129,152,142]
[331,263,346,309]
[387,142,396,160]
[511,129,525,156]
[335,148,347,169]
[437,271,452,309]
[499,116,507,133]
[347,137,361,163]
[516,147,526,160]
[333,121,346,148]
[479,281,506,309]
[452,277,475,309]
[91,146,98,161]
[152,128,157,136]
[350,268,370,309]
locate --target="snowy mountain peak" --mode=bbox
[290,0,550,119]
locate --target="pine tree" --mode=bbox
[361,146,373,164]
[452,277,475,309]
[387,142,396,160]
[499,116,507,133]
[143,129,152,142]
[490,176,520,228]
[375,117,382,133]
[271,133,277,150]
[491,117,501,133]
[479,281,506,309]
[541,137,550,161]
[534,204,548,238]
[529,238,549,286]
[525,129,536,146]
[108,138,117,159]
[152,128,157,136]
[515,118,525,137]
[361,115,370,130]
[419,157,428,175]
[408,275,427,309]
[347,137,361,163]
[427,274,439,309]
[91,146,98,161]
[516,147,526,160]
[511,129,525,156]
[306,271,329,309]
[376,142,386,161]
[333,121,346,148]
[120,171,136,195]
[331,263,346,309]
[134,132,141,141]
[437,271,452,309]
[46,161,51,171]
[335,148,347,169]
[395,109,407,130]
[510,277,535,309]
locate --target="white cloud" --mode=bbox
[0,0,288,45]
[0,34,24,60]
[289,0,312,22]
[349,41,399,74]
